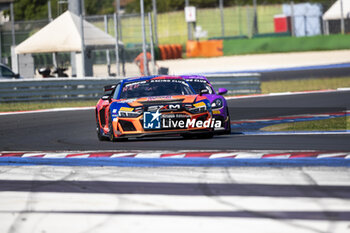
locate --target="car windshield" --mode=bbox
[0,65,15,78]
[119,79,194,99]
[187,79,214,94]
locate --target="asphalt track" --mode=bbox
[203,63,350,81]
[252,63,350,81]
[1,166,350,233]
[1,90,349,151]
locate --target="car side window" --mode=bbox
[112,83,121,99]
[0,65,15,78]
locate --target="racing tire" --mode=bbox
[108,115,118,142]
[96,122,109,141]
[108,115,128,142]
[224,106,231,134]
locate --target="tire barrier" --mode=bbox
[158,44,183,60]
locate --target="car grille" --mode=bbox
[213,115,225,128]
[119,120,136,131]
[197,114,209,122]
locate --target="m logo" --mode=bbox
[143,110,161,129]
[169,104,181,110]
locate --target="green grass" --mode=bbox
[0,100,97,112]
[262,117,350,131]
[261,77,350,94]
[223,34,350,56]
[260,77,350,131]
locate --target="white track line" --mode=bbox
[226,88,350,100]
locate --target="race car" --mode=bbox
[95,76,218,141]
[182,75,231,134]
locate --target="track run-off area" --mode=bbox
[0,90,350,233]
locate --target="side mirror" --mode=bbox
[199,89,209,96]
[14,73,20,79]
[218,88,227,95]
[101,95,112,102]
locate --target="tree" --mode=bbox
[11,0,54,20]
[7,0,115,21]
[84,0,115,15]
[6,0,334,21]
[125,0,333,13]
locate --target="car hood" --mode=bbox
[203,94,223,102]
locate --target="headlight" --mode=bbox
[118,111,141,118]
[211,98,223,109]
[188,102,207,114]
[118,107,142,118]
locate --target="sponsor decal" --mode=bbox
[143,110,161,129]
[168,104,181,110]
[163,118,221,129]
[212,110,221,115]
[147,96,173,100]
[118,98,137,103]
[162,113,190,119]
[143,110,222,129]
[150,79,189,86]
[193,102,206,108]
[122,81,146,92]
[187,78,208,83]
[147,104,183,112]
[120,107,134,112]
[125,81,147,86]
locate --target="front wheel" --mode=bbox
[108,115,118,142]
[108,116,128,142]
[96,122,109,141]
[224,107,231,134]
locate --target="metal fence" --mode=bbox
[0,74,261,102]
[0,19,50,63]
[84,4,282,46]
[85,13,152,63]
[85,4,282,45]
[195,5,281,40]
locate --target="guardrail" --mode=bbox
[205,73,261,95]
[0,74,261,102]
[0,78,122,102]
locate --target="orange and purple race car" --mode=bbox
[182,75,231,134]
[95,76,220,141]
